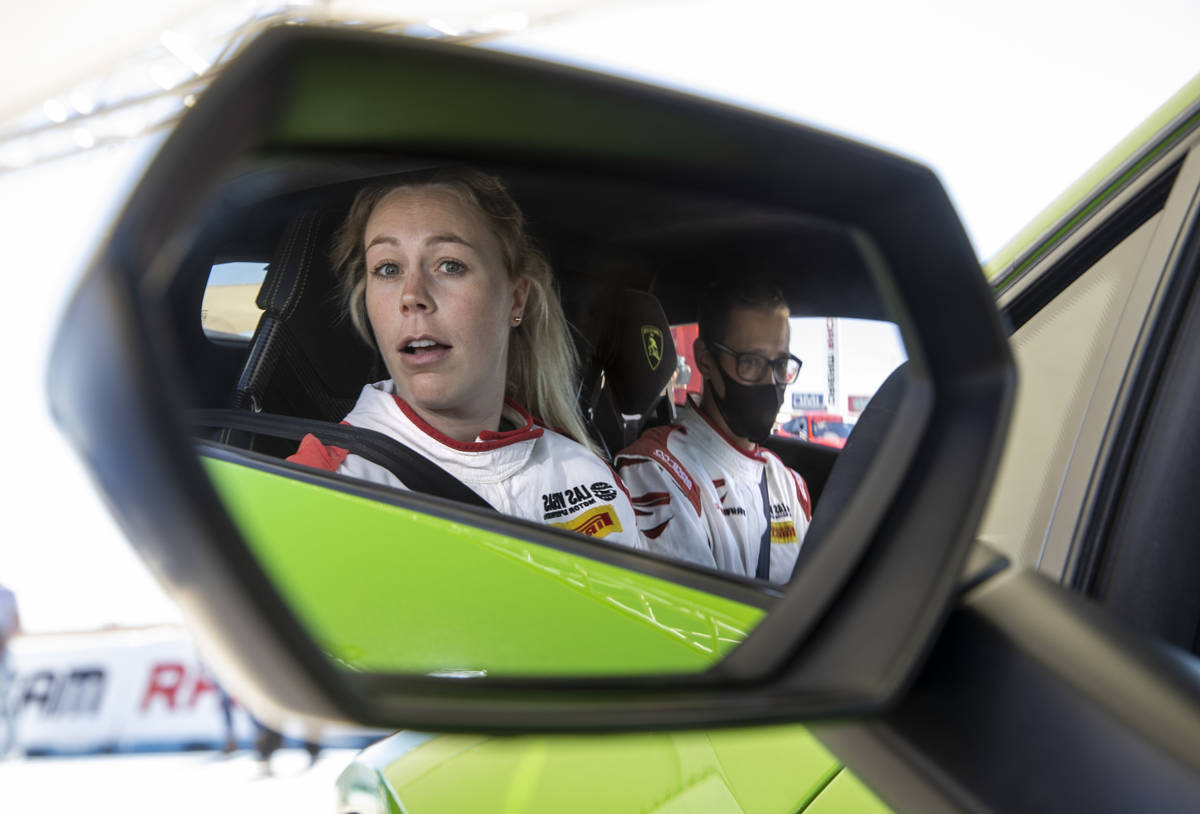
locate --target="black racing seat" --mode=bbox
[226,208,383,456]
[791,363,908,576]
[578,289,679,459]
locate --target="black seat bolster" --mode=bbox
[792,364,908,576]
[233,208,382,424]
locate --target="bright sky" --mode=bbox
[2,0,1198,632]
[788,318,907,414]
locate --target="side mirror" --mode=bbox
[47,26,1013,732]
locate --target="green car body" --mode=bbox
[196,61,1200,814]
[338,726,887,813]
[205,456,763,677]
[204,459,885,811]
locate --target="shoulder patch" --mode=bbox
[616,426,701,516]
[616,424,676,458]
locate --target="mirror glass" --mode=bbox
[175,160,909,678]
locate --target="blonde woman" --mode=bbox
[289,169,642,549]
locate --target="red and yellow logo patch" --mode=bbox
[553,504,623,539]
[770,521,798,544]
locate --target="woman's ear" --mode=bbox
[511,277,532,322]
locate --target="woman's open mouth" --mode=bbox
[399,337,452,366]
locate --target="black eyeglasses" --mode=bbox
[709,341,802,384]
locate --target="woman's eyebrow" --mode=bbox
[365,234,398,251]
[425,233,473,249]
[365,233,474,251]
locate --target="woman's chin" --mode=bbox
[402,389,453,412]
[398,385,469,416]
[393,375,506,426]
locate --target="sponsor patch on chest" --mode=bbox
[770,521,798,544]
[541,481,618,520]
[768,500,797,542]
[552,504,624,539]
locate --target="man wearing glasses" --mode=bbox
[616,281,812,584]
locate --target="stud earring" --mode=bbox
[513,315,523,325]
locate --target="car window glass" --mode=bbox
[201,261,267,341]
[977,211,1163,566]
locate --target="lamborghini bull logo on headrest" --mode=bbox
[641,325,664,371]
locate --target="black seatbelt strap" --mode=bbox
[756,468,772,580]
[189,408,495,511]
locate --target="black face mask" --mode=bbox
[710,364,785,443]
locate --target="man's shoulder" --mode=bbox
[757,445,793,472]
[615,424,701,498]
[615,423,681,460]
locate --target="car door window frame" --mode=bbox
[1073,200,1200,656]
[987,133,1200,580]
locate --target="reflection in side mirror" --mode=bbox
[184,164,909,679]
[48,25,1013,732]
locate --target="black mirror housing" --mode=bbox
[47,25,1014,732]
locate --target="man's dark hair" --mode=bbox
[697,278,789,343]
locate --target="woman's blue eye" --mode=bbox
[439,259,466,275]
[374,262,400,277]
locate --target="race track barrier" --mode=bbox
[2,626,381,755]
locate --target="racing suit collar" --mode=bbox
[677,396,768,484]
[686,394,767,463]
[379,382,545,453]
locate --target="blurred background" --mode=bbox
[1,1,1198,810]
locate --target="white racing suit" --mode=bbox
[288,381,644,551]
[614,399,812,583]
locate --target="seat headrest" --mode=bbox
[603,289,678,418]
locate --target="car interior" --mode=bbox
[169,157,905,568]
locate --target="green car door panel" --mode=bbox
[340,725,881,814]
[203,454,766,677]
